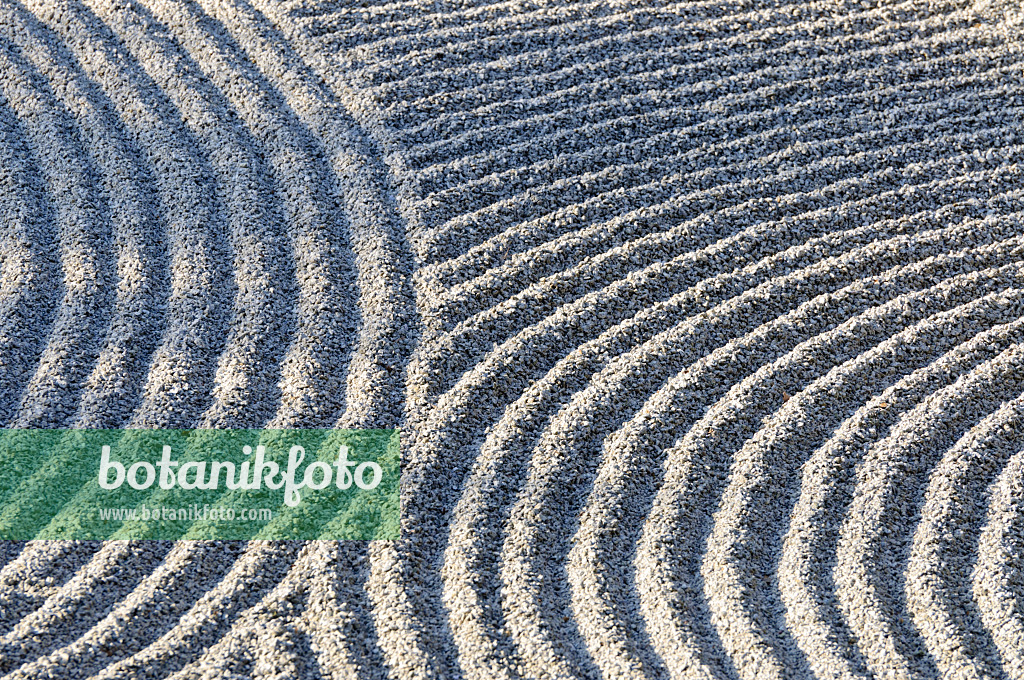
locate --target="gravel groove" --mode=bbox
[1,0,1023,678]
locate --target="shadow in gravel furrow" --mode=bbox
[572,286,1024,680]
[779,317,1024,680]
[155,543,323,680]
[20,0,236,430]
[0,541,176,676]
[133,0,359,430]
[416,115,1020,267]
[0,545,23,576]
[496,246,1024,680]
[698,283,1024,680]
[434,229,1023,679]
[307,0,680,57]
[345,0,924,110]
[0,0,170,430]
[835,343,1024,680]
[417,216,1024,559]
[907,392,1024,680]
[975,448,1024,679]
[397,9,994,173]
[0,542,102,632]
[255,624,326,680]
[234,0,417,430]
[83,542,302,680]
[0,39,115,430]
[83,0,298,430]
[298,542,386,680]
[648,305,1024,680]
[0,542,259,680]
[420,113,1022,315]
[382,0,967,148]
[419,169,1023,402]
[0,100,60,427]
[361,1,972,131]
[407,57,1006,206]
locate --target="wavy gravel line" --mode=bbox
[17,0,236,429]
[581,283,1024,680]
[441,212,1024,680]
[906,391,1024,680]
[975,447,1024,680]
[0,35,113,429]
[0,98,59,426]
[1,0,1023,678]
[0,0,169,430]
[700,282,1024,680]
[83,0,297,430]
[835,342,1024,680]
[503,243,1024,680]
[780,308,1024,680]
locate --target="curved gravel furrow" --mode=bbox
[83,0,296,430]
[578,285,1024,680]
[0,0,169,429]
[835,343,1024,680]
[417,195,1024,436]
[438,222,1024,679]
[0,99,60,427]
[420,188,1021,421]
[18,0,236,429]
[0,0,240,636]
[0,37,113,430]
[2,0,1024,678]
[0,541,102,646]
[425,142,1021,327]
[85,542,302,680]
[415,92,1014,293]
[403,37,1002,207]
[499,249,1024,680]
[130,0,358,430]
[906,391,1024,680]
[776,305,1024,680]
[0,541,175,677]
[425,224,1015,675]
[975,448,1024,679]
[700,288,1024,680]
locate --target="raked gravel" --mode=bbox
[1,0,1024,678]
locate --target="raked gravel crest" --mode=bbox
[1,0,1024,678]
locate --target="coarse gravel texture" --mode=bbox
[1,0,1023,678]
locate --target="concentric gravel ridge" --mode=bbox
[1,0,1023,678]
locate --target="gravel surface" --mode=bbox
[1,0,1023,678]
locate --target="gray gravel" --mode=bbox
[1,0,1024,678]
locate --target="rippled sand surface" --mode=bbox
[2,0,1024,677]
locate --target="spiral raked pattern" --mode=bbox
[1,0,1023,677]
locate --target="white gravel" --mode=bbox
[1,0,1023,678]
